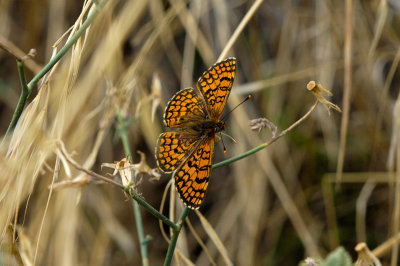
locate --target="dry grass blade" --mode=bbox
[336,0,354,186]
[185,217,217,266]
[2,0,400,264]
[196,210,233,266]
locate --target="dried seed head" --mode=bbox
[306,81,341,115]
[249,118,278,137]
[101,151,161,189]
[354,242,381,266]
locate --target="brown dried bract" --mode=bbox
[102,151,161,189]
[249,118,277,137]
[307,81,342,115]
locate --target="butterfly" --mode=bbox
[156,58,236,209]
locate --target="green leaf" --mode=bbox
[321,247,352,266]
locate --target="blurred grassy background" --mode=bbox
[1,0,400,265]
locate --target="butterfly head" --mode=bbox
[215,121,226,133]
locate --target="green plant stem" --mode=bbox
[4,60,30,138]
[4,0,108,138]
[116,109,149,266]
[126,188,178,231]
[213,99,319,169]
[27,0,107,91]
[163,207,189,266]
[159,96,316,266]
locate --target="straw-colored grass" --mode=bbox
[1,0,400,265]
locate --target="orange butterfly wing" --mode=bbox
[156,132,198,173]
[173,137,214,209]
[163,88,206,128]
[196,58,236,120]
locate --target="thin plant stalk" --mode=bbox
[4,0,108,138]
[4,60,30,138]
[116,109,149,266]
[60,99,320,265]
[163,207,189,266]
[213,100,319,169]
[336,0,353,185]
[58,140,178,230]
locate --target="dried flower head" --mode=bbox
[354,242,381,266]
[307,81,342,115]
[26,48,37,59]
[304,257,318,266]
[102,151,161,189]
[249,118,278,137]
[102,156,134,187]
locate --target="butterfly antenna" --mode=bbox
[221,95,251,121]
[219,132,227,153]
[221,132,237,144]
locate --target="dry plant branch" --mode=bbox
[0,35,42,73]
[211,82,340,257]
[2,0,108,140]
[56,140,178,231]
[217,0,265,61]
[195,210,233,266]
[57,140,123,188]
[213,99,319,169]
[185,217,217,266]
[392,133,400,265]
[115,108,150,265]
[336,0,354,186]
[373,231,400,258]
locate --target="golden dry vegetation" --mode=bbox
[1,0,400,265]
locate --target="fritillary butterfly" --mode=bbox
[156,58,236,209]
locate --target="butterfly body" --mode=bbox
[189,120,225,138]
[156,58,236,209]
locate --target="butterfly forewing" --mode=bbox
[173,137,214,209]
[163,88,206,128]
[196,58,236,120]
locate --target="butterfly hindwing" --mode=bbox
[156,132,198,173]
[173,137,214,209]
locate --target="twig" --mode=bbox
[0,41,22,60]
[57,140,177,230]
[0,35,42,73]
[336,0,353,186]
[4,60,30,139]
[163,207,189,266]
[27,0,108,91]
[392,135,400,265]
[217,0,265,61]
[115,108,149,265]
[58,141,123,188]
[373,231,400,258]
[3,0,109,139]
[213,100,319,169]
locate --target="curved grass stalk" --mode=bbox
[213,100,319,169]
[4,0,108,139]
